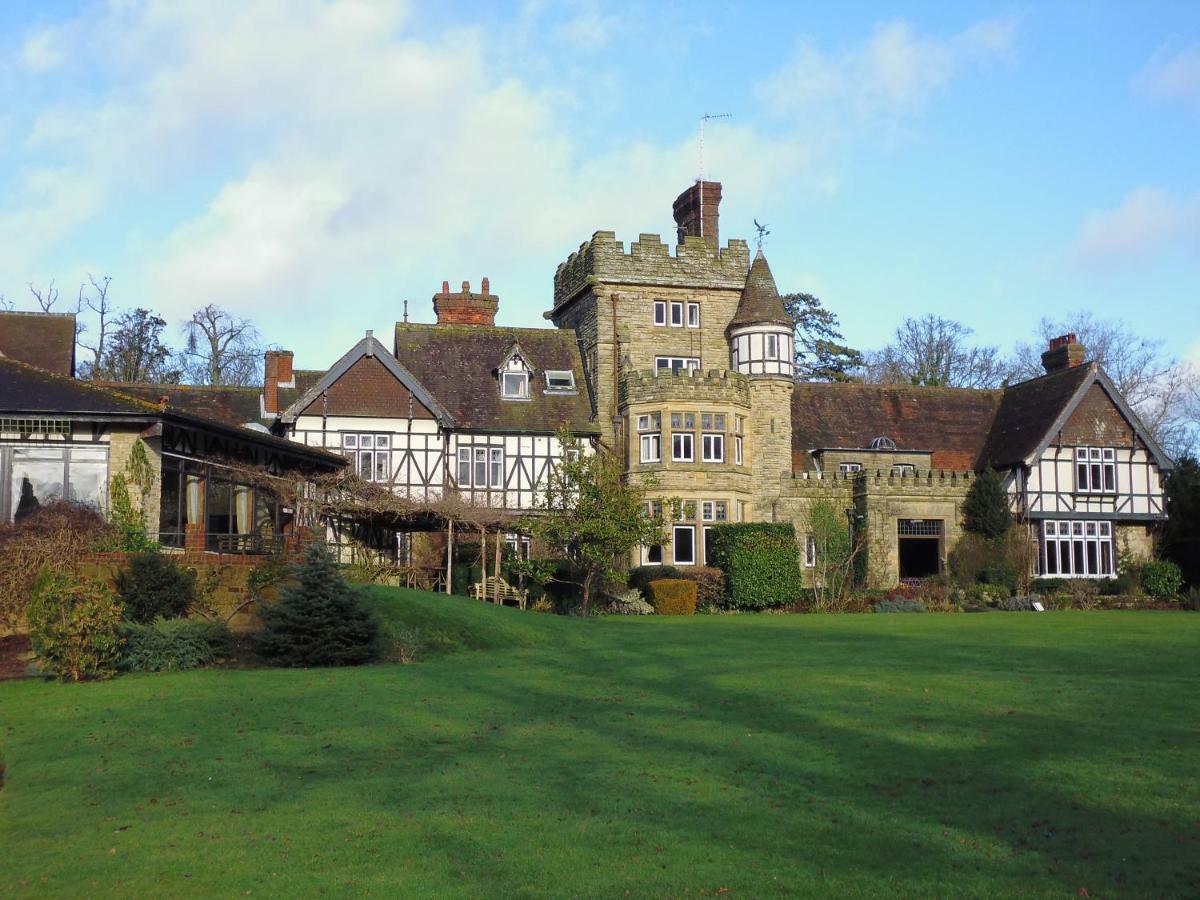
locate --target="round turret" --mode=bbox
[727,250,794,378]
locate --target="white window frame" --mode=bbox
[701,501,714,521]
[686,303,700,328]
[734,435,743,466]
[636,412,661,432]
[489,447,504,488]
[640,433,661,463]
[672,524,696,566]
[671,432,694,462]
[653,301,667,326]
[804,534,817,568]
[460,446,505,488]
[838,462,862,475]
[457,447,471,485]
[891,463,916,476]
[544,370,576,393]
[714,501,727,522]
[1042,519,1114,577]
[1075,447,1117,494]
[655,356,701,373]
[670,301,684,327]
[766,333,778,359]
[701,433,724,463]
[501,371,530,400]
[343,433,391,484]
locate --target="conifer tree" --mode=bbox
[255,543,379,667]
[963,468,1012,539]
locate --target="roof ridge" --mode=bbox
[0,357,163,412]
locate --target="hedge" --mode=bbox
[646,579,697,615]
[706,523,802,610]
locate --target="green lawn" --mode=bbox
[2,593,1198,898]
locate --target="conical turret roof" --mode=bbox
[728,249,793,330]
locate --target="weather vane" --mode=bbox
[753,219,770,252]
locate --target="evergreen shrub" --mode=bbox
[1140,560,1183,600]
[115,551,198,623]
[963,468,1012,539]
[706,523,802,610]
[26,568,124,681]
[646,579,697,615]
[120,617,228,672]
[256,543,380,667]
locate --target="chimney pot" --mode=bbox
[441,280,450,294]
[481,277,490,294]
[1041,333,1087,374]
[433,278,499,327]
[462,280,470,292]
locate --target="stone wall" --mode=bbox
[107,427,163,540]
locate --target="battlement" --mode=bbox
[619,367,751,408]
[791,468,975,495]
[550,231,751,314]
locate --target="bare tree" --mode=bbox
[181,303,263,386]
[0,294,12,311]
[864,314,1013,389]
[1013,311,1199,457]
[28,279,60,312]
[75,274,114,380]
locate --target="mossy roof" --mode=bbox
[728,250,792,330]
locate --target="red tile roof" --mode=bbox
[0,311,76,376]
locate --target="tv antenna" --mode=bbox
[753,219,770,252]
[698,112,731,183]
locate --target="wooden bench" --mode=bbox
[471,576,528,610]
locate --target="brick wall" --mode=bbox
[300,355,433,419]
[1061,383,1142,448]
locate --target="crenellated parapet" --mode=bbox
[620,367,751,409]
[551,231,751,314]
[789,468,975,495]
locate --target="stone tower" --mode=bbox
[727,250,795,519]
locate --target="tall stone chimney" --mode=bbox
[433,278,499,327]
[263,349,294,414]
[1041,333,1087,374]
[673,180,722,252]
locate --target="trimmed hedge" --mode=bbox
[706,523,802,610]
[646,579,697,615]
[628,565,683,597]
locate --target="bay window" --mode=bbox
[1042,520,1114,577]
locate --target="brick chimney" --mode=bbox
[1041,333,1087,374]
[263,349,295,414]
[433,278,499,326]
[673,180,722,252]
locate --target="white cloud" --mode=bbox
[1135,42,1200,109]
[21,29,66,72]
[1073,187,1200,267]
[756,16,1018,122]
[0,4,1020,360]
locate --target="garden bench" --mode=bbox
[471,576,528,609]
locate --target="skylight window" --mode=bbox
[544,370,576,393]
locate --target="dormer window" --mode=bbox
[498,342,533,401]
[501,372,529,399]
[544,371,576,393]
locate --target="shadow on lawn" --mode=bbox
[6,615,1198,896]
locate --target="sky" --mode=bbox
[1,1,1198,372]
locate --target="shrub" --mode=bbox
[948,529,1030,594]
[962,468,1012,539]
[1182,586,1200,611]
[120,617,228,672]
[0,501,118,633]
[680,566,725,612]
[996,596,1034,612]
[26,568,123,681]
[115,552,198,623]
[875,598,926,613]
[706,523,802,610]
[256,543,380,667]
[604,589,655,615]
[628,565,683,597]
[1140,560,1183,600]
[646,579,697,615]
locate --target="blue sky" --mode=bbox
[1,1,1197,371]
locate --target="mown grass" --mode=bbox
[1,591,1198,898]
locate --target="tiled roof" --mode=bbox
[728,250,792,330]
[0,357,159,416]
[97,382,268,428]
[393,323,596,434]
[277,369,324,414]
[978,364,1096,467]
[0,311,76,377]
[791,381,1004,471]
